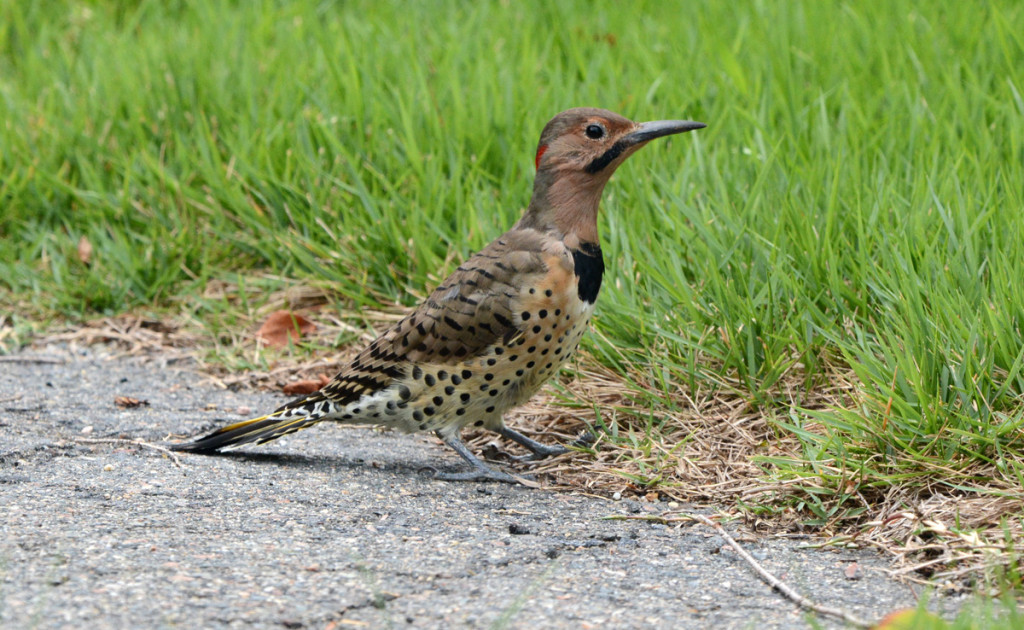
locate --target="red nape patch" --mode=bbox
[534,144,548,170]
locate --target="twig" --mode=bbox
[887,555,954,577]
[0,355,65,364]
[931,558,1010,582]
[72,437,184,468]
[690,513,873,628]
[604,514,691,525]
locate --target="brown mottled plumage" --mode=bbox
[172,108,705,483]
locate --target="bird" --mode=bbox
[172,107,705,483]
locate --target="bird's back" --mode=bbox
[305,227,595,436]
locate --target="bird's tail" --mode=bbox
[172,392,331,453]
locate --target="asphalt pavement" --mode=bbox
[1,345,965,628]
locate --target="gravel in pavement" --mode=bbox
[0,346,965,628]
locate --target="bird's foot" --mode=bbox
[498,426,595,461]
[434,431,536,485]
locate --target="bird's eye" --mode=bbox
[584,124,605,139]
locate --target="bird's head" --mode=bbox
[533,107,704,176]
[521,107,705,245]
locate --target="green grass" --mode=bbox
[851,595,1024,630]
[3,0,1024,588]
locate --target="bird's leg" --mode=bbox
[432,431,521,483]
[497,426,571,461]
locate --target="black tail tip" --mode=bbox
[168,440,219,453]
[169,423,238,454]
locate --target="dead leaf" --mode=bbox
[256,310,316,349]
[283,374,329,395]
[77,235,93,265]
[114,396,149,409]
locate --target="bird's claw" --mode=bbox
[509,445,568,462]
[569,431,597,449]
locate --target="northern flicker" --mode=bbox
[172,108,705,482]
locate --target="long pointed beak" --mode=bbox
[624,119,706,145]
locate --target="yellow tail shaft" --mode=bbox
[172,396,329,453]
